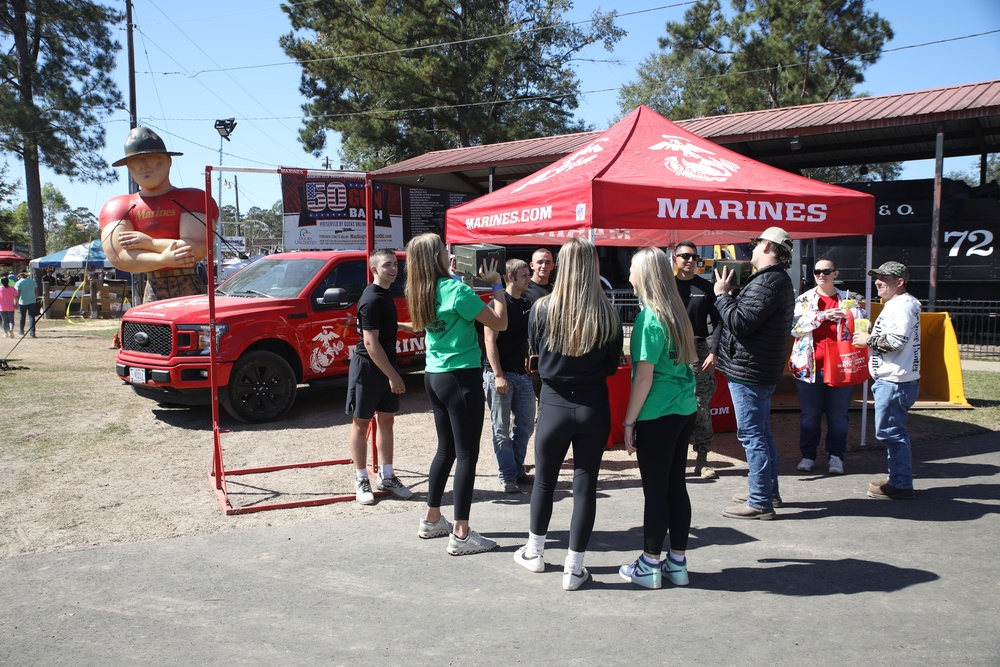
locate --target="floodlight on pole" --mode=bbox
[213,119,236,288]
[214,118,237,141]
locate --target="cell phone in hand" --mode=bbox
[527,355,539,372]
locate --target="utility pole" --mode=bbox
[125,0,137,135]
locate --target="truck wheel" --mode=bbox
[222,350,297,423]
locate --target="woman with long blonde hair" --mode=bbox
[512,237,623,591]
[405,233,508,556]
[618,247,698,589]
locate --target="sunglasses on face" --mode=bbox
[676,253,699,261]
[813,269,835,276]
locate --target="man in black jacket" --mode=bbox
[714,227,795,520]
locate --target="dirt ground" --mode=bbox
[0,318,987,559]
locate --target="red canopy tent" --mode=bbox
[0,249,29,271]
[446,105,875,247]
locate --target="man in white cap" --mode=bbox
[99,126,219,302]
[714,227,795,520]
[853,261,921,499]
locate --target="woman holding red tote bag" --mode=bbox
[788,259,868,475]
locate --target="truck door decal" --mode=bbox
[309,324,346,373]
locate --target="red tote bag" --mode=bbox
[821,311,871,387]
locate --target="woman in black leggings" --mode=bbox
[406,233,507,556]
[512,238,623,590]
[619,247,698,589]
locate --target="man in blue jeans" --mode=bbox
[484,258,535,494]
[14,271,39,338]
[853,261,921,499]
[714,227,795,520]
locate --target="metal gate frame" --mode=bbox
[204,165,383,515]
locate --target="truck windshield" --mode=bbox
[217,257,328,298]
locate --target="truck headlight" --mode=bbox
[177,324,229,355]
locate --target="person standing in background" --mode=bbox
[0,277,16,338]
[483,259,535,495]
[853,261,921,500]
[14,271,39,338]
[789,258,867,475]
[522,248,555,305]
[672,241,722,480]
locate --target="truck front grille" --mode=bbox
[121,322,173,356]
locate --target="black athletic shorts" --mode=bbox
[345,354,399,419]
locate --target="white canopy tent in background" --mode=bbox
[29,240,115,270]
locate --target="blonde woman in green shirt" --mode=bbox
[619,247,698,590]
[406,233,507,556]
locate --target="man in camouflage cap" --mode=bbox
[99,127,219,302]
[853,260,921,499]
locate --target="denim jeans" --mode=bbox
[19,302,38,335]
[484,370,535,482]
[794,371,855,461]
[728,381,779,509]
[872,379,919,489]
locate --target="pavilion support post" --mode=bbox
[929,122,945,312]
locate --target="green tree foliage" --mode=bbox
[39,183,98,252]
[281,0,624,170]
[946,153,1000,188]
[803,162,902,185]
[0,162,28,245]
[620,0,893,119]
[0,0,123,263]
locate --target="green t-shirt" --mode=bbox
[424,278,486,373]
[631,306,697,421]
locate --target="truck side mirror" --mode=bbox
[318,287,350,307]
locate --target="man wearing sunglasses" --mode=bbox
[673,241,722,479]
[853,261,921,499]
[714,227,795,520]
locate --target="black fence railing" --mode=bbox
[926,300,1000,359]
[607,290,999,360]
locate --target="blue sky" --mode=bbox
[18,0,1000,222]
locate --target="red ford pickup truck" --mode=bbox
[115,250,427,423]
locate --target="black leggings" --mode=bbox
[635,412,696,555]
[424,369,485,521]
[530,382,611,553]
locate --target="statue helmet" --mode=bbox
[112,127,182,167]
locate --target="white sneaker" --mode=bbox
[417,515,451,539]
[447,529,497,556]
[796,458,815,472]
[828,455,844,475]
[513,545,545,573]
[354,477,375,505]
[375,473,413,499]
[563,567,590,591]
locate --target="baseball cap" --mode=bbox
[867,261,909,280]
[752,226,793,251]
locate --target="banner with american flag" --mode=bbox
[280,169,403,250]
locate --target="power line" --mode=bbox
[144,3,697,77]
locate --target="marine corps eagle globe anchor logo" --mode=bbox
[649,135,740,183]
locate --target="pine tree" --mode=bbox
[281,0,623,170]
[0,0,123,263]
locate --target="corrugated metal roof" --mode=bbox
[371,79,1000,193]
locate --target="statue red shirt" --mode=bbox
[99,188,220,240]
